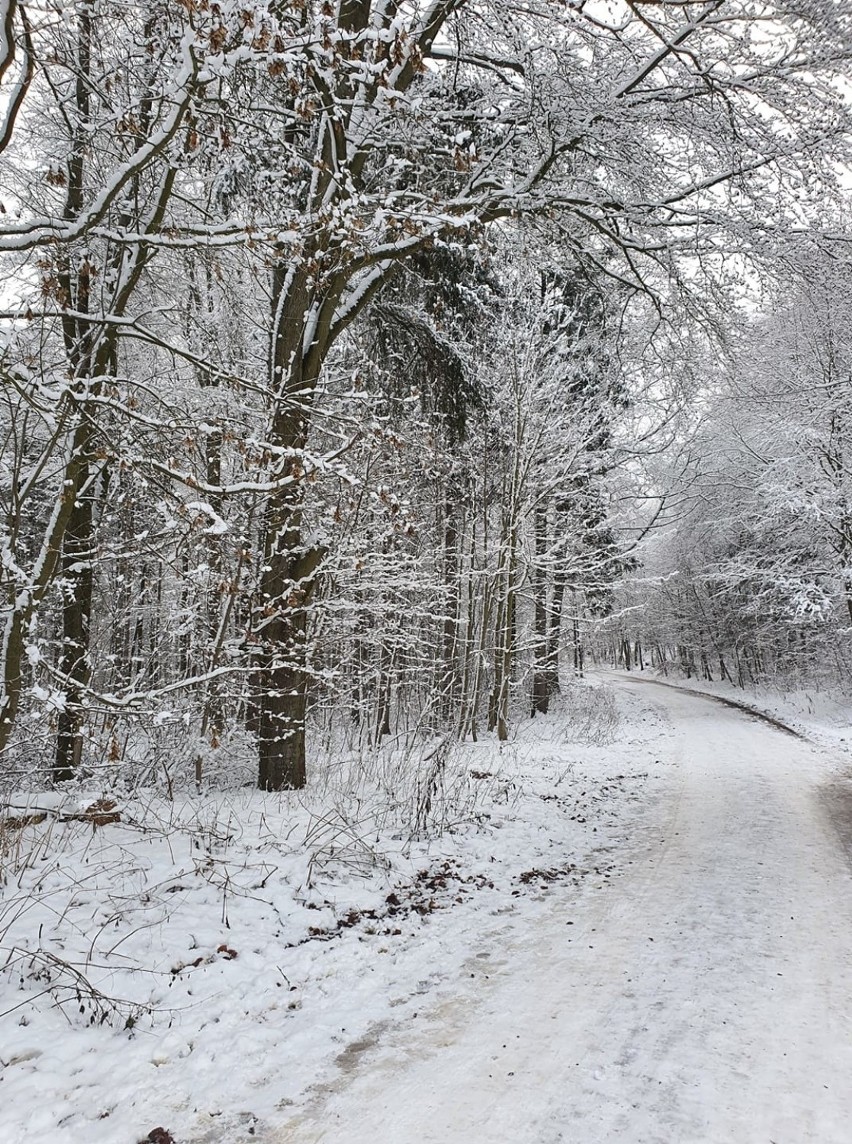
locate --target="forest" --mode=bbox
[2,0,851,798]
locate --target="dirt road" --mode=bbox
[275,680,852,1143]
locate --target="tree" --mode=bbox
[227,0,852,786]
[612,233,852,686]
[0,3,207,770]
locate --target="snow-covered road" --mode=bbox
[276,680,852,1144]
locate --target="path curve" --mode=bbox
[274,680,852,1144]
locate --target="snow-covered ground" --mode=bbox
[0,682,667,1144]
[620,667,852,758]
[275,678,852,1144]
[3,677,852,1144]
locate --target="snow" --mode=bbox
[184,501,230,536]
[2,679,852,1143]
[631,669,852,760]
[274,679,852,1144]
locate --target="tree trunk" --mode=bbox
[54,5,94,781]
[545,570,567,693]
[496,582,514,741]
[255,493,324,789]
[376,639,393,741]
[0,424,90,759]
[530,504,550,716]
[487,586,504,734]
[54,485,93,781]
[201,390,225,739]
[438,488,460,725]
[254,265,322,789]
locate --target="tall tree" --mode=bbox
[226,0,851,786]
[0,2,206,768]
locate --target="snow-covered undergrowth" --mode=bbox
[0,683,670,1144]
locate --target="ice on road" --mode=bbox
[277,680,852,1144]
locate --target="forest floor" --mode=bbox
[2,677,852,1143]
